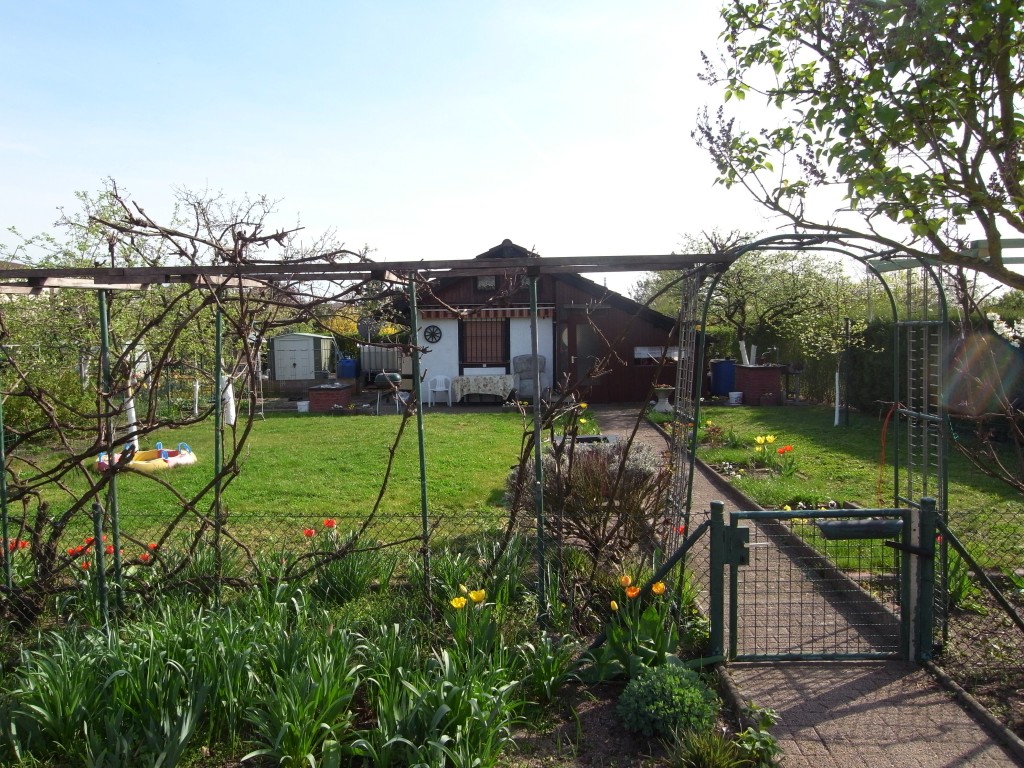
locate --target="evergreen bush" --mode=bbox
[617,664,720,740]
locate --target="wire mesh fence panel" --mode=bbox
[939,504,1024,720]
[729,512,903,661]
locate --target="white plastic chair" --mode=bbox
[427,375,452,406]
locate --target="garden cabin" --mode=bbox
[415,240,677,404]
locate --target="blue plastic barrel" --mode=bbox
[710,359,736,396]
[338,356,357,379]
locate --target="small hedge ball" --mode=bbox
[617,664,720,740]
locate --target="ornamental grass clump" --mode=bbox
[617,664,720,741]
[307,527,396,605]
[663,727,749,768]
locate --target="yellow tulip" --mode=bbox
[651,582,666,596]
[610,600,619,612]
[765,434,777,443]
[450,596,467,609]
[469,589,486,604]
[755,435,766,445]
[619,575,632,588]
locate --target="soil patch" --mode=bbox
[506,682,667,767]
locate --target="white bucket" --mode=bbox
[296,400,310,413]
[728,392,743,405]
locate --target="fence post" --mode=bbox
[916,497,937,662]
[529,274,547,623]
[213,304,224,607]
[408,278,432,612]
[91,502,110,629]
[97,290,124,611]
[900,506,912,659]
[0,382,11,592]
[709,501,725,658]
[904,497,937,662]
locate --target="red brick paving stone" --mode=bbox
[591,405,1022,767]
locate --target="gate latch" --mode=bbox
[883,540,934,558]
[726,526,751,566]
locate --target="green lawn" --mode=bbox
[17,411,532,551]
[667,404,1023,569]
[686,404,1021,513]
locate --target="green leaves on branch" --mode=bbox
[697,0,1024,289]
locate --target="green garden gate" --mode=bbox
[707,500,938,662]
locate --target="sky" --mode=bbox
[0,1,772,295]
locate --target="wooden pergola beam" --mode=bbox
[0,252,731,293]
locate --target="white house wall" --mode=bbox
[416,316,553,390]
[417,318,460,382]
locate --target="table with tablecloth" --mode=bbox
[451,374,515,403]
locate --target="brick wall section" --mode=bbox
[735,365,783,406]
[308,385,354,413]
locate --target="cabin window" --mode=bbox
[633,346,680,365]
[475,275,496,291]
[462,318,507,365]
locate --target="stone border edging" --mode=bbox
[923,660,1024,764]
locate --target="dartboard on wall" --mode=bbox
[423,325,442,343]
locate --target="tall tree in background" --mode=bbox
[633,233,863,365]
[695,0,1024,291]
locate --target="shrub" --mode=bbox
[505,440,671,568]
[735,705,782,767]
[617,665,720,741]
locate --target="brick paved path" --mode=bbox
[592,405,1022,767]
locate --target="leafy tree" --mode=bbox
[634,233,868,367]
[0,183,395,628]
[986,289,1024,322]
[695,0,1024,291]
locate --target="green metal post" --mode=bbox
[843,317,851,427]
[91,502,109,628]
[530,274,547,621]
[213,305,224,605]
[98,290,124,611]
[917,497,937,661]
[408,278,431,609]
[728,511,740,659]
[899,507,911,659]
[709,501,725,658]
[0,382,10,591]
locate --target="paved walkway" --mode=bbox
[592,405,1022,767]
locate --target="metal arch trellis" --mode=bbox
[662,233,950,642]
